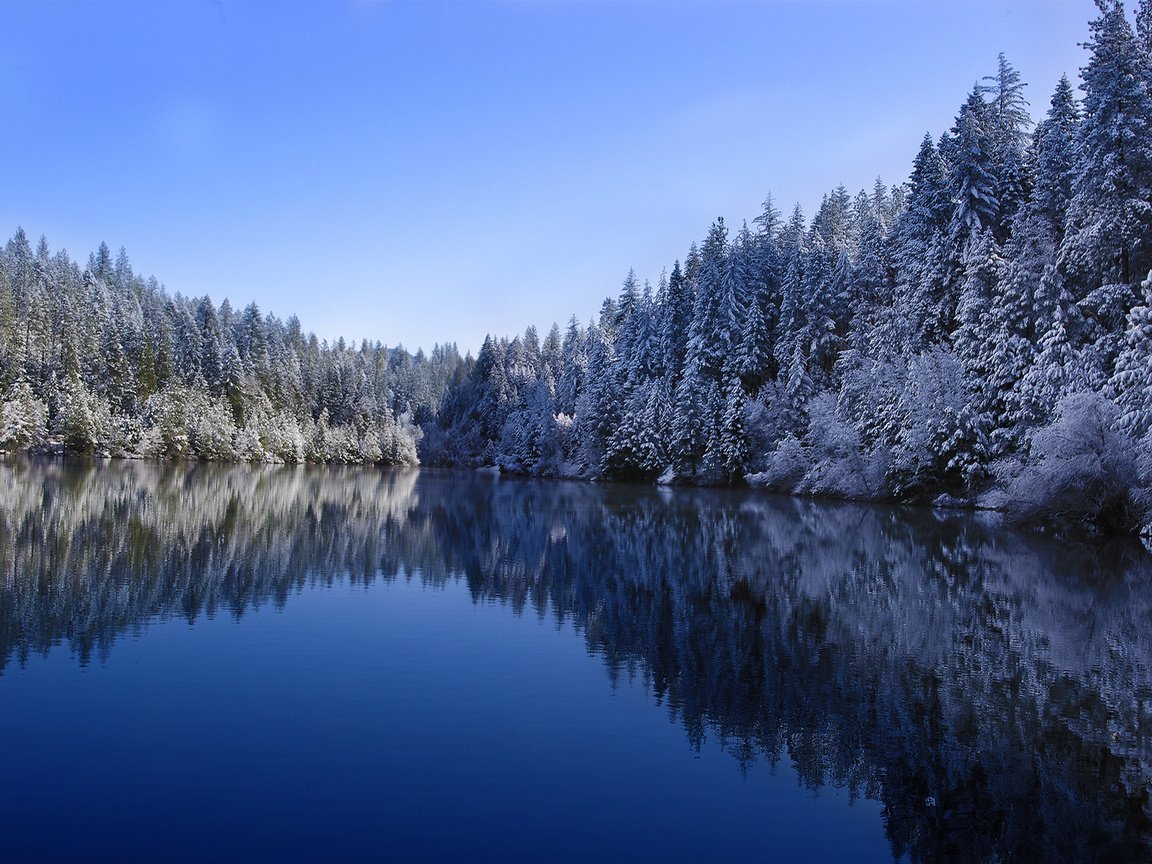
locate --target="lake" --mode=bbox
[0,460,1149,863]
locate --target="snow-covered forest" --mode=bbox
[423,1,1152,533]
[0,229,468,466]
[2,1,1152,532]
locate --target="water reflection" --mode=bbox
[1,459,1150,862]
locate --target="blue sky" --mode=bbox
[2,0,1097,355]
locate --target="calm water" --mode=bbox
[0,461,1150,863]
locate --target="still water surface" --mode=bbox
[0,460,1149,862]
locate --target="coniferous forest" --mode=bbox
[3,1,1152,534]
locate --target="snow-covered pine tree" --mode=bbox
[1018,304,1100,428]
[660,259,692,386]
[575,316,620,477]
[1060,0,1152,295]
[890,135,950,351]
[981,53,1032,238]
[684,219,731,385]
[0,379,47,450]
[721,223,755,383]
[669,364,705,479]
[717,372,748,482]
[1109,270,1152,439]
[774,205,807,372]
[1030,75,1081,245]
[799,236,837,387]
[954,228,1004,390]
[988,210,1051,450]
[945,85,1001,241]
[541,322,563,395]
[556,316,587,417]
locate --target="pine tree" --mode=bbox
[890,135,950,351]
[954,228,1004,384]
[1019,306,1098,427]
[1031,75,1081,243]
[541,322,563,394]
[785,343,813,411]
[575,322,620,476]
[981,53,1032,236]
[684,219,730,384]
[1139,0,1152,51]
[988,211,1052,449]
[720,223,754,373]
[696,377,725,483]
[774,205,807,371]
[660,260,692,385]
[849,182,896,357]
[556,317,586,416]
[739,200,782,388]
[670,366,704,478]
[1109,270,1152,439]
[737,284,773,392]
[945,85,1001,241]
[606,377,666,478]
[1061,0,1152,293]
[717,373,748,481]
[0,379,47,449]
[799,237,837,387]
[0,263,17,391]
[53,371,107,454]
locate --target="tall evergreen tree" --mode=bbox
[1061,0,1152,293]
[1109,270,1152,439]
[945,85,1001,241]
[890,135,950,351]
[661,259,692,385]
[981,53,1032,235]
[684,219,731,384]
[1031,75,1081,243]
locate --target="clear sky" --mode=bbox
[1,0,1098,355]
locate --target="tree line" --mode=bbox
[0,233,470,465]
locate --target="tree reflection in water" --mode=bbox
[1,459,1150,862]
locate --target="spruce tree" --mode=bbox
[1061,0,1152,293]
[1109,270,1152,439]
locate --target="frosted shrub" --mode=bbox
[353,426,383,464]
[747,395,888,500]
[748,435,809,492]
[233,426,268,463]
[109,414,145,456]
[143,387,192,458]
[263,413,306,464]
[387,412,421,466]
[186,394,237,461]
[742,382,793,474]
[890,349,988,498]
[0,381,47,450]
[1005,392,1151,533]
[136,424,164,458]
[799,394,872,499]
[321,424,358,463]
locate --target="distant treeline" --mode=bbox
[0,231,467,465]
[3,1,1152,533]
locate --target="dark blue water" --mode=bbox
[0,461,1149,863]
